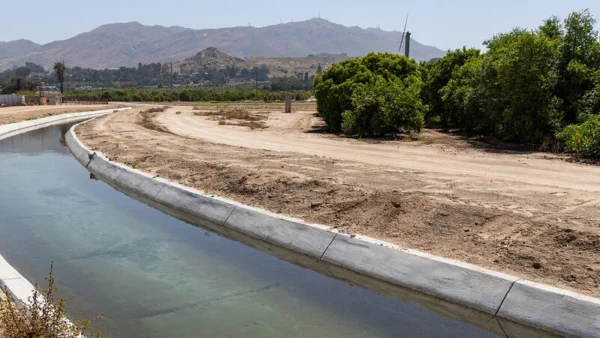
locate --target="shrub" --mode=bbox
[341,77,424,136]
[557,115,600,157]
[0,263,101,338]
[314,53,423,135]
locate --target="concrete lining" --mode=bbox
[321,234,518,315]
[0,108,130,141]
[498,280,600,337]
[66,117,600,338]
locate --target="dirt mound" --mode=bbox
[194,108,268,130]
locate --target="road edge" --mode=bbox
[68,118,600,338]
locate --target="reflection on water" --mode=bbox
[0,124,72,154]
[0,125,499,338]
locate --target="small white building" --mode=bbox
[0,94,26,106]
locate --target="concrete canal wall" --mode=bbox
[66,116,600,338]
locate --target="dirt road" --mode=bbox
[159,106,600,192]
[0,104,123,125]
[78,107,600,297]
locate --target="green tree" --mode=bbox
[420,47,481,127]
[314,53,423,135]
[556,9,600,124]
[53,61,66,94]
[477,28,561,143]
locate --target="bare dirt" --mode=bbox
[0,104,124,125]
[77,105,600,297]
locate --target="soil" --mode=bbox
[77,106,600,297]
[0,104,124,125]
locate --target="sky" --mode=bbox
[1,0,599,51]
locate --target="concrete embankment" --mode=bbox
[66,114,600,338]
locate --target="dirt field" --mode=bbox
[0,104,124,125]
[77,105,600,297]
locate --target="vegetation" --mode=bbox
[0,263,100,338]
[64,87,312,102]
[53,62,66,95]
[558,115,600,157]
[420,9,600,150]
[1,61,314,92]
[314,53,425,136]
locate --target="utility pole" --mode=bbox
[170,62,174,91]
[405,32,411,58]
[255,70,258,99]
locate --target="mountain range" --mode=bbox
[0,19,445,71]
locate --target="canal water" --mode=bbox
[0,124,499,337]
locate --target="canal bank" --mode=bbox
[0,118,498,336]
[68,114,600,338]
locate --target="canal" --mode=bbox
[0,123,499,337]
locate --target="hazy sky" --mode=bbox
[2,0,599,50]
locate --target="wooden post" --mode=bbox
[285,95,292,113]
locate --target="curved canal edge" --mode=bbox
[66,118,600,338]
[63,114,598,338]
[0,107,131,331]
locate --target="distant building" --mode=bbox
[0,94,26,106]
[36,91,63,105]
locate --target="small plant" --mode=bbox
[0,262,102,338]
[558,115,600,158]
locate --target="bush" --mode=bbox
[558,115,600,157]
[314,53,424,135]
[0,263,101,338]
[341,77,424,136]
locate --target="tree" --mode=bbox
[314,53,424,135]
[557,9,600,124]
[316,63,323,75]
[476,28,561,143]
[54,61,66,94]
[420,47,481,126]
[342,76,425,136]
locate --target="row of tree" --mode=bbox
[314,10,600,157]
[64,88,312,103]
[1,62,313,92]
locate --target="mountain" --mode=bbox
[174,47,349,77]
[0,19,445,71]
[0,40,40,60]
[174,47,245,74]
[244,53,350,77]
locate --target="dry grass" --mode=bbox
[195,108,268,129]
[139,107,172,133]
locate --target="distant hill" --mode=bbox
[174,48,349,77]
[0,19,445,71]
[174,47,246,74]
[0,40,40,60]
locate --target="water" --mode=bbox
[0,124,499,337]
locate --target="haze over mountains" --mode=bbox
[0,18,445,71]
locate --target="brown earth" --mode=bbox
[77,106,600,298]
[0,104,124,126]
